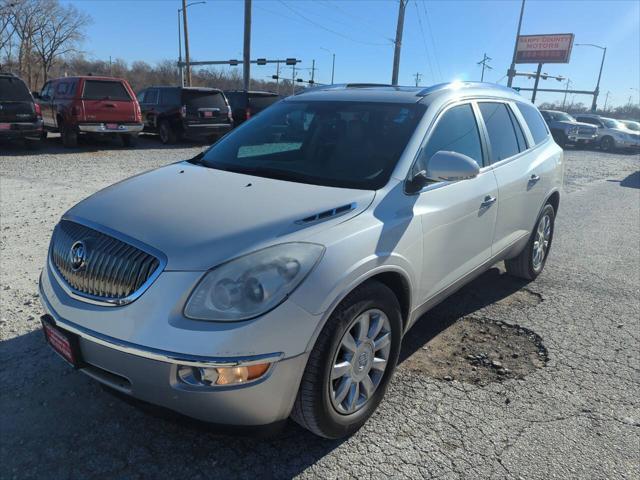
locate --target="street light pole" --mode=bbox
[178,1,206,87]
[321,47,335,84]
[576,43,607,112]
[562,78,572,110]
[391,0,407,86]
[243,0,252,91]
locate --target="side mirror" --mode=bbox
[406,150,480,193]
[426,150,480,182]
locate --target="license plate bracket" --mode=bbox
[105,123,119,130]
[41,315,83,369]
[0,123,11,130]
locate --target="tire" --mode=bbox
[158,120,177,144]
[121,133,138,147]
[60,122,78,148]
[600,136,614,152]
[505,203,555,281]
[552,131,567,148]
[291,280,402,439]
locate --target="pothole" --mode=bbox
[402,317,548,385]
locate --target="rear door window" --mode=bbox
[516,102,550,145]
[421,103,484,168]
[507,105,528,151]
[182,90,227,109]
[82,80,131,101]
[0,77,32,101]
[248,95,279,112]
[478,102,520,163]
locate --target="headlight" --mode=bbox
[568,126,579,134]
[184,243,324,321]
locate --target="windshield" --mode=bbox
[0,77,32,102]
[553,112,575,122]
[199,100,425,190]
[602,118,622,128]
[622,121,639,131]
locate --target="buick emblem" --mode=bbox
[70,241,87,271]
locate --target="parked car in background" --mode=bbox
[573,113,640,152]
[540,109,598,148]
[224,90,279,126]
[39,82,562,439]
[0,72,43,148]
[137,86,233,144]
[620,119,640,131]
[35,75,142,148]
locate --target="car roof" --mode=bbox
[287,82,525,104]
[541,109,568,114]
[224,90,278,96]
[54,76,127,82]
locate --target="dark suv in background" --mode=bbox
[224,90,280,126]
[0,72,43,148]
[137,86,233,144]
[35,75,143,147]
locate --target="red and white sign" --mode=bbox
[515,33,574,64]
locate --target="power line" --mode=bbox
[316,0,393,43]
[277,0,389,47]
[421,1,443,81]
[477,53,492,82]
[413,0,435,83]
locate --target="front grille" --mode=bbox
[50,220,161,301]
[577,126,596,135]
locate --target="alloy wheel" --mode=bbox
[329,308,392,415]
[532,213,552,271]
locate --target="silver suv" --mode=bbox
[39,83,563,438]
[574,114,640,152]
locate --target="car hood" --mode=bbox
[65,161,375,270]
[555,120,595,129]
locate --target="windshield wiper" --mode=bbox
[187,151,206,165]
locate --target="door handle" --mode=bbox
[529,174,541,183]
[481,195,496,207]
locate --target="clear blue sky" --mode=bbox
[64,0,640,107]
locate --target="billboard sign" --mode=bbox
[515,33,575,64]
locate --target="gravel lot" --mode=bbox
[1,135,639,479]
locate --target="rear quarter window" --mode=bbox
[0,77,32,102]
[82,80,131,101]
[516,102,549,145]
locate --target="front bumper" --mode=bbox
[39,263,316,426]
[78,123,144,133]
[567,133,597,143]
[0,120,43,140]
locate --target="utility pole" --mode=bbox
[391,0,407,86]
[182,0,191,86]
[178,10,183,86]
[243,0,252,91]
[275,61,280,95]
[321,47,335,84]
[507,0,526,87]
[311,59,316,83]
[530,62,543,104]
[603,91,610,111]
[477,53,492,82]
[562,78,572,110]
[291,64,296,95]
[413,72,422,87]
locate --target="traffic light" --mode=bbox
[229,59,239,66]
[285,58,297,66]
[257,58,267,66]
[272,75,279,80]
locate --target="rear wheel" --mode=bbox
[505,203,555,280]
[158,120,177,144]
[600,136,615,152]
[60,122,78,148]
[291,281,402,439]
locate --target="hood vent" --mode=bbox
[295,203,356,225]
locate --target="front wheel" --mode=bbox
[505,203,555,280]
[158,120,177,144]
[600,136,615,152]
[291,281,402,439]
[60,122,78,148]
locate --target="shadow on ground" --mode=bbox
[608,170,640,189]
[1,268,535,477]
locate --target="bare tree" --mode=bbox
[32,0,90,82]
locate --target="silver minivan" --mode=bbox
[39,82,563,438]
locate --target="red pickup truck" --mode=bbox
[35,75,143,147]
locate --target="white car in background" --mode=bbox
[574,114,640,152]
